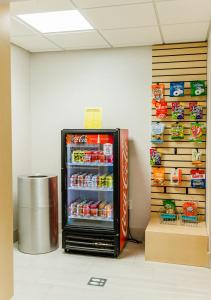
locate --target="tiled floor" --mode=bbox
[13,242,211,300]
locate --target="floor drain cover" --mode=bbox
[88,277,107,287]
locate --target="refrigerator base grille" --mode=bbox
[63,231,119,257]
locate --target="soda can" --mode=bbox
[70,174,78,186]
[70,201,78,216]
[84,151,92,163]
[83,201,93,217]
[91,151,99,162]
[106,175,113,188]
[84,174,92,187]
[92,175,99,188]
[98,175,106,188]
[77,200,87,216]
[104,204,113,219]
[103,143,113,156]
[98,201,106,217]
[99,151,105,163]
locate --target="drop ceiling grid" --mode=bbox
[10,0,211,52]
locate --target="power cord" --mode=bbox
[127,209,143,244]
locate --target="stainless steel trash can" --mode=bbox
[18,175,58,254]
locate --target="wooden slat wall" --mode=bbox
[151,42,207,219]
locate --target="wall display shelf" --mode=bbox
[146,41,209,267]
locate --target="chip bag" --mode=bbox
[189,102,203,120]
[190,81,206,96]
[172,102,184,120]
[170,168,182,185]
[182,201,198,217]
[190,169,205,188]
[155,101,168,119]
[190,122,203,142]
[170,82,184,97]
[163,200,176,214]
[192,149,202,165]
[171,123,184,140]
[151,122,165,144]
[152,84,165,105]
[150,148,161,166]
[153,167,165,185]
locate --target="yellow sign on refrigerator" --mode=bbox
[84,107,102,129]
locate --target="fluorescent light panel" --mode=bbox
[17,10,93,33]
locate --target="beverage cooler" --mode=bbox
[61,129,128,257]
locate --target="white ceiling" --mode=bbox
[10,0,211,52]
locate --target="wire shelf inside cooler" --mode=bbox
[67,144,100,148]
[68,186,113,192]
[68,215,113,222]
[67,162,113,167]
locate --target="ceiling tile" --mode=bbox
[45,30,110,49]
[82,3,157,29]
[11,17,37,36]
[156,0,211,25]
[101,26,162,47]
[162,22,209,43]
[11,34,61,52]
[11,0,74,16]
[71,0,151,8]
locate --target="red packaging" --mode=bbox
[152,83,165,106]
[98,151,106,162]
[99,134,114,144]
[66,134,71,145]
[183,201,198,216]
[91,151,99,162]
[90,203,99,217]
[83,201,93,217]
[155,101,168,119]
[87,134,99,144]
[84,151,92,163]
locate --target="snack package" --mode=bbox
[170,82,184,97]
[151,122,165,144]
[190,122,203,142]
[152,83,165,105]
[189,102,203,120]
[153,167,165,185]
[150,148,161,166]
[191,81,206,96]
[190,169,206,188]
[192,149,202,165]
[170,168,182,185]
[172,102,184,120]
[182,201,198,217]
[155,101,168,119]
[171,123,184,140]
[163,200,176,214]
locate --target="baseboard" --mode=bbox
[13,229,18,243]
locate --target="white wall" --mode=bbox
[30,47,152,238]
[207,31,211,256]
[11,45,31,234]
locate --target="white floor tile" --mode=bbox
[13,242,211,300]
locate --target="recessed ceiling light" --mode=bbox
[17,10,93,33]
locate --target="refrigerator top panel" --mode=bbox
[64,132,117,231]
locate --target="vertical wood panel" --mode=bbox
[0,4,13,300]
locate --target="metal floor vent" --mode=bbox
[88,277,107,287]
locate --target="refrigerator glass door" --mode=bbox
[65,133,114,229]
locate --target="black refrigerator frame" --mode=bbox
[61,129,121,257]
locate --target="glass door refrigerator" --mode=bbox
[61,129,128,257]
